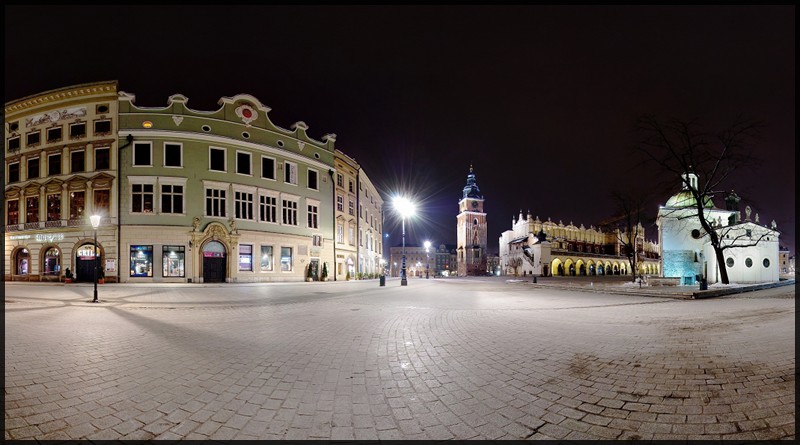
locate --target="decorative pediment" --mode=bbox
[5,186,21,199]
[42,177,64,193]
[90,172,115,188]
[24,183,41,196]
[66,175,88,190]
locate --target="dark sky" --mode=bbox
[5,5,795,255]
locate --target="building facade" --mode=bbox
[5,81,120,282]
[357,170,384,277]
[389,244,436,278]
[456,166,487,276]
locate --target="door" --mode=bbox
[202,240,227,283]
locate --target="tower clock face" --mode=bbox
[472,201,479,208]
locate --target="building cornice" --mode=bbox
[5,81,118,116]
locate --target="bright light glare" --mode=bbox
[393,196,416,217]
[90,214,102,228]
[424,240,431,249]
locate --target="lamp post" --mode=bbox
[393,196,415,286]
[424,240,431,279]
[90,214,102,303]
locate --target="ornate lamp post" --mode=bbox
[90,214,102,303]
[424,240,431,279]
[393,196,415,286]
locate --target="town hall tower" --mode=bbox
[457,165,488,276]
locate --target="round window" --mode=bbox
[201,125,211,132]
[763,258,770,268]
[691,229,701,239]
[726,258,734,268]
[242,132,250,139]
[314,153,320,159]
[277,140,284,147]
[745,258,753,268]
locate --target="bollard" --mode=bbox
[379,275,386,287]
[533,276,537,283]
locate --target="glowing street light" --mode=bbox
[424,240,431,279]
[90,214,102,303]
[393,196,416,286]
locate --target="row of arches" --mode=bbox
[10,242,104,282]
[549,258,660,277]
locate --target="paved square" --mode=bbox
[5,277,795,440]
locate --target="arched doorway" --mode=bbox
[14,247,30,277]
[202,240,227,283]
[75,243,101,283]
[42,246,61,280]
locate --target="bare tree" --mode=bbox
[600,190,651,282]
[507,257,522,277]
[634,115,767,284]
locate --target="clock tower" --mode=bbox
[457,165,487,276]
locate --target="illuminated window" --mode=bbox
[162,246,185,277]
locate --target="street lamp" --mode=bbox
[90,214,102,303]
[393,196,415,286]
[424,240,431,279]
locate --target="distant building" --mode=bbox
[456,166,487,276]
[389,244,435,278]
[778,246,791,275]
[435,243,457,277]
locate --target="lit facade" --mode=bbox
[456,166,487,276]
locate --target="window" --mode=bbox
[133,142,152,166]
[349,180,354,193]
[130,245,153,277]
[93,189,110,216]
[260,194,277,223]
[43,247,61,276]
[26,131,40,147]
[205,187,227,217]
[8,136,21,151]
[95,147,110,170]
[337,195,344,212]
[348,200,354,216]
[47,194,60,221]
[312,235,322,247]
[162,246,185,277]
[261,156,275,180]
[131,184,154,213]
[763,258,770,268]
[307,169,318,190]
[280,247,293,271]
[71,150,85,173]
[164,143,182,167]
[239,244,253,271]
[69,122,86,138]
[260,245,274,271]
[349,226,355,246]
[94,120,112,134]
[745,257,753,268]
[284,161,297,184]
[235,191,254,220]
[47,127,62,143]
[48,153,62,176]
[161,184,184,214]
[236,151,251,175]
[7,200,19,225]
[337,224,343,243]
[8,162,20,183]
[26,196,39,223]
[282,199,298,226]
[337,173,343,187]
[69,191,85,220]
[209,147,226,171]
[307,203,318,229]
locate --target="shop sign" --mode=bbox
[36,233,65,242]
[9,234,31,240]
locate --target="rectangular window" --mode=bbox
[69,122,86,138]
[71,150,85,173]
[7,199,19,225]
[235,191,254,220]
[161,184,184,214]
[133,142,152,166]
[47,127,62,143]
[349,180,354,193]
[280,247,293,271]
[48,153,61,176]
[349,226,355,246]
[348,200,354,216]
[307,204,318,229]
[95,147,110,170]
[336,173,343,187]
[94,120,112,134]
[239,244,253,271]
[261,156,275,180]
[26,131,40,147]
[47,194,60,221]
[8,136,21,151]
[132,184,154,213]
[93,189,110,217]
[26,196,39,223]
[209,147,226,171]
[130,245,154,277]
[260,245,274,271]
[205,188,226,217]
[8,162,20,183]
[313,235,322,247]
[69,191,85,220]
[164,143,182,167]
[236,151,251,175]
[307,169,318,190]
[337,224,343,243]
[259,194,277,223]
[162,245,185,277]
[284,161,297,184]
[337,195,344,212]
[282,199,298,226]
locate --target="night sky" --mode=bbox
[5,5,795,256]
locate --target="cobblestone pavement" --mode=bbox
[5,277,795,440]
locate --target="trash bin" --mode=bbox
[533,276,537,283]
[699,279,708,290]
[379,275,386,286]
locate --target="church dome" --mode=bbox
[665,190,714,209]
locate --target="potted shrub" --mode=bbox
[321,263,328,281]
[64,268,73,283]
[306,264,314,282]
[346,271,351,281]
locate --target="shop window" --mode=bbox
[260,245,273,271]
[47,127,62,143]
[162,245,185,277]
[280,247,293,271]
[43,247,61,276]
[27,157,40,179]
[47,194,60,221]
[48,153,62,176]
[95,147,110,170]
[164,143,182,167]
[239,244,253,271]
[15,248,30,275]
[70,122,86,139]
[130,245,153,277]
[69,191,85,220]
[71,150,85,173]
